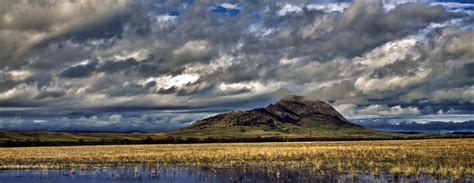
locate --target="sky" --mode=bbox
[0,0,473,132]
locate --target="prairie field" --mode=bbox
[0,139,472,180]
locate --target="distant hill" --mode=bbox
[354,120,474,133]
[171,95,399,138]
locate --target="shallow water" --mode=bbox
[0,167,218,183]
[0,167,472,183]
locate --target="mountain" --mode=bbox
[173,95,397,138]
[187,95,359,129]
[354,120,474,133]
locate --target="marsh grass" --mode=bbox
[0,139,472,180]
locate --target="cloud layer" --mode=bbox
[0,0,473,130]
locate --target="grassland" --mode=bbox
[2,127,464,147]
[0,139,472,179]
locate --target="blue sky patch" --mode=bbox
[168,10,180,16]
[210,4,241,17]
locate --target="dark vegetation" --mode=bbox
[1,134,473,147]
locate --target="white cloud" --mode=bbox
[278,4,303,16]
[351,38,426,95]
[144,74,200,90]
[108,114,122,123]
[218,82,252,93]
[220,3,240,10]
[112,49,150,61]
[432,85,474,103]
[173,40,212,62]
[183,54,236,75]
[336,104,420,117]
[355,38,418,68]
[0,84,38,101]
[360,105,420,116]
[334,104,357,116]
[306,3,350,12]
[247,24,274,37]
[355,67,431,94]
[278,56,302,66]
[155,14,178,29]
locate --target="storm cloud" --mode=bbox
[0,0,473,131]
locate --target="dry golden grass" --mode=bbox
[0,139,472,179]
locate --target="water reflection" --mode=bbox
[0,167,471,183]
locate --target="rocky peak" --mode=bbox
[266,95,349,123]
[187,95,354,129]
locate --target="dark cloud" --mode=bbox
[218,63,261,83]
[105,83,154,97]
[370,59,420,78]
[306,80,356,101]
[0,109,215,132]
[0,79,20,93]
[0,0,472,124]
[0,1,132,68]
[466,63,474,77]
[34,90,66,100]
[176,82,215,96]
[97,58,140,74]
[156,86,178,95]
[288,1,463,59]
[0,71,23,92]
[59,61,98,78]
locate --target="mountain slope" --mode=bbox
[173,96,396,138]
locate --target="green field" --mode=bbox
[0,128,463,146]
